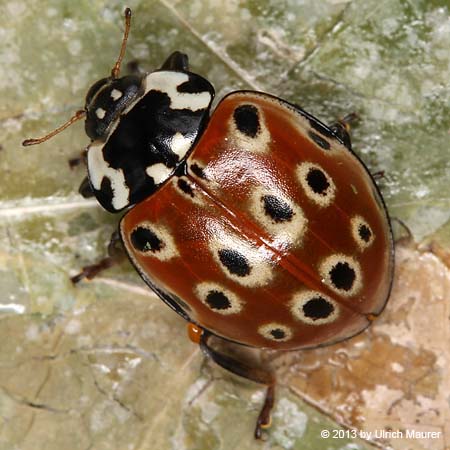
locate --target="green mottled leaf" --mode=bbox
[1,1,448,449]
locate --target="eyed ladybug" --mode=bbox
[24,8,394,439]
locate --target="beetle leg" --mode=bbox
[71,231,126,283]
[160,51,189,72]
[255,384,275,438]
[68,148,88,169]
[68,156,84,168]
[199,330,276,439]
[69,149,94,198]
[329,112,359,151]
[371,170,385,181]
[126,59,143,75]
[77,176,95,198]
[391,217,414,246]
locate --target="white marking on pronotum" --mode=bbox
[170,132,193,159]
[110,89,123,101]
[258,323,293,342]
[144,71,212,111]
[146,163,172,184]
[195,282,243,315]
[290,290,339,325]
[88,142,129,210]
[95,107,106,119]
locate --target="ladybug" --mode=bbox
[24,8,394,439]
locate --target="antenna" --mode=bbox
[22,8,133,147]
[22,110,86,146]
[111,8,132,79]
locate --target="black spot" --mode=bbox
[177,178,194,197]
[358,224,372,243]
[308,130,331,150]
[262,195,294,223]
[130,226,164,253]
[177,75,214,95]
[95,176,115,212]
[303,297,335,320]
[270,328,286,340]
[308,118,335,140]
[190,163,206,179]
[329,262,356,291]
[218,249,251,277]
[205,290,232,310]
[306,168,330,195]
[233,104,260,138]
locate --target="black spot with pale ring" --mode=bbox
[205,290,232,310]
[218,249,251,277]
[306,168,330,195]
[270,328,286,340]
[233,104,260,138]
[308,130,331,150]
[177,178,194,197]
[262,195,294,223]
[329,262,356,291]
[131,226,164,253]
[358,224,372,243]
[303,296,335,320]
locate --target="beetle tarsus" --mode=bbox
[71,257,116,284]
[329,112,359,150]
[71,231,125,283]
[69,157,83,169]
[254,384,275,439]
[68,148,88,169]
[199,331,276,439]
[372,170,385,181]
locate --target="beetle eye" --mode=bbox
[85,77,110,108]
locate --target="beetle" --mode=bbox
[23,8,394,439]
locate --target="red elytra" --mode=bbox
[120,91,394,350]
